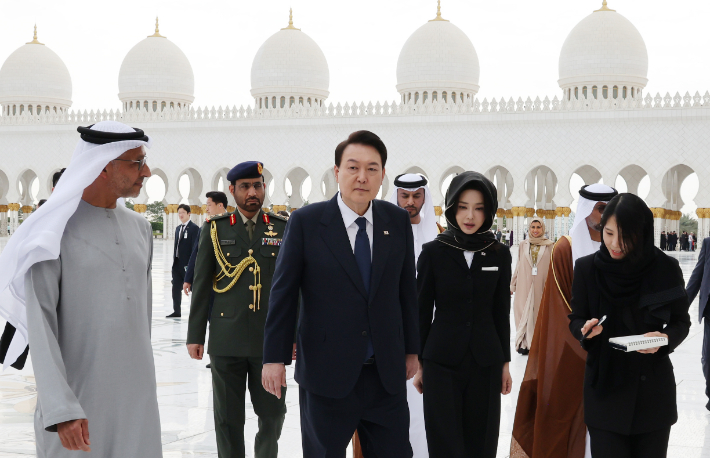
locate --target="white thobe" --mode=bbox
[25,200,162,458]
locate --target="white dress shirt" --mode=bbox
[337,192,373,258]
[463,251,474,268]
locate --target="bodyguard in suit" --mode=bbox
[686,236,710,411]
[262,130,419,458]
[168,204,199,317]
[186,162,289,458]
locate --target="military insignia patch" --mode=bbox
[262,238,282,246]
[230,214,237,226]
[257,162,264,175]
[220,240,236,245]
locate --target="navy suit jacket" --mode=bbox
[174,220,199,268]
[686,237,710,322]
[263,194,419,398]
[184,227,200,284]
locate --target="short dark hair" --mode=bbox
[37,199,47,208]
[277,210,290,218]
[178,203,191,214]
[206,191,228,208]
[335,130,387,167]
[600,193,653,263]
[52,168,66,188]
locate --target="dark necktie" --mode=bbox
[354,217,374,359]
[176,224,184,257]
[246,219,255,241]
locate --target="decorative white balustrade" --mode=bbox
[1,91,710,125]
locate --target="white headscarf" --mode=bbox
[388,173,438,261]
[569,183,617,266]
[0,121,151,368]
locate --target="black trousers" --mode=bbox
[211,356,286,458]
[588,426,671,458]
[703,313,710,410]
[171,259,185,314]
[422,352,502,458]
[299,363,412,458]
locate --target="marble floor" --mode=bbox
[1,238,709,457]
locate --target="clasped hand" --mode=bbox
[57,419,91,452]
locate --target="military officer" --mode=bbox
[187,161,288,458]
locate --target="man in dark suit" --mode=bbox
[168,203,199,317]
[686,237,710,411]
[496,229,502,242]
[262,131,419,457]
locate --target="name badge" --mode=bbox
[481,266,498,272]
[220,240,236,245]
[184,232,189,239]
[262,237,283,246]
[532,266,538,276]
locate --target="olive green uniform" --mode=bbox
[187,209,287,458]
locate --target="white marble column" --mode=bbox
[0,205,8,237]
[8,203,19,235]
[650,207,665,247]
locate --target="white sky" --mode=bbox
[5,0,706,214]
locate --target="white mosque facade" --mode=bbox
[0,2,707,248]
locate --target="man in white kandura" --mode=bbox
[0,121,161,457]
[391,173,438,458]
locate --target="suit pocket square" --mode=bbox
[481,267,499,271]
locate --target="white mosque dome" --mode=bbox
[558,1,648,99]
[0,26,72,115]
[118,18,195,111]
[396,3,480,104]
[250,9,330,108]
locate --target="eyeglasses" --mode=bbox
[113,156,147,171]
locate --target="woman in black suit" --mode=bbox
[415,171,512,458]
[569,193,691,458]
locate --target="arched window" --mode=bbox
[442,91,448,102]
[272,97,276,107]
[19,105,24,114]
[612,86,618,99]
[460,93,464,102]
[414,92,419,103]
[432,91,438,101]
[423,91,428,102]
[408,93,412,102]
[623,86,627,98]
[592,86,598,99]
[12,105,16,115]
[29,105,33,115]
[602,86,608,99]
[631,87,635,98]
[452,92,457,103]
[575,87,579,99]
[265,97,269,108]
[259,98,263,108]
[161,101,166,111]
[307,97,312,105]
[582,86,587,98]
[143,101,149,111]
[170,102,174,108]
[280,96,286,108]
[178,103,181,109]
[289,96,295,107]
[299,97,303,106]
[152,101,158,112]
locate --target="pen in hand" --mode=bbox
[583,315,607,340]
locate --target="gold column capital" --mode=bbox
[7,203,20,211]
[504,209,513,218]
[21,205,33,213]
[0,205,8,212]
[190,205,201,215]
[273,205,287,212]
[525,208,536,218]
[435,206,443,217]
[495,208,505,218]
[133,204,147,213]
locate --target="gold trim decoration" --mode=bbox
[8,203,20,211]
[496,208,505,218]
[133,204,147,213]
[511,206,526,217]
[429,0,449,22]
[594,0,615,12]
[697,208,710,219]
[21,206,33,213]
[649,207,665,219]
[190,205,201,215]
[148,17,166,38]
[0,205,8,212]
[505,209,513,218]
[525,208,536,218]
[281,8,301,30]
[26,24,44,45]
[561,207,572,217]
[273,205,287,212]
[551,235,573,312]
[435,206,443,217]
[210,222,261,311]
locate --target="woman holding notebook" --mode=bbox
[568,193,691,457]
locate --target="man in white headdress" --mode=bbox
[511,183,617,458]
[392,173,438,458]
[0,121,162,457]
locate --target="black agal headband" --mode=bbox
[77,124,149,145]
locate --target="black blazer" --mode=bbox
[263,195,419,398]
[184,227,200,284]
[569,254,691,435]
[174,220,199,268]
[417,240,512,367]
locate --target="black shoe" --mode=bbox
[166,312,181,318]
[206,364,211,369]
[517,347,529,355]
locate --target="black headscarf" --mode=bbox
[589,193,685,390]
[436,171,498,251]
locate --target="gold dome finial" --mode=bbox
[281,8,301,30]
[27,24,44,45]
[594,0,615,12]
[149,16,166,37]
[429,0,449,22]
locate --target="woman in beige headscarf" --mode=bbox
[510,217,554,355]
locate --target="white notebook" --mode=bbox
[608,335,668,352]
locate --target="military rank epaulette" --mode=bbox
[266,212,288,222]
[205,212,230,223]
